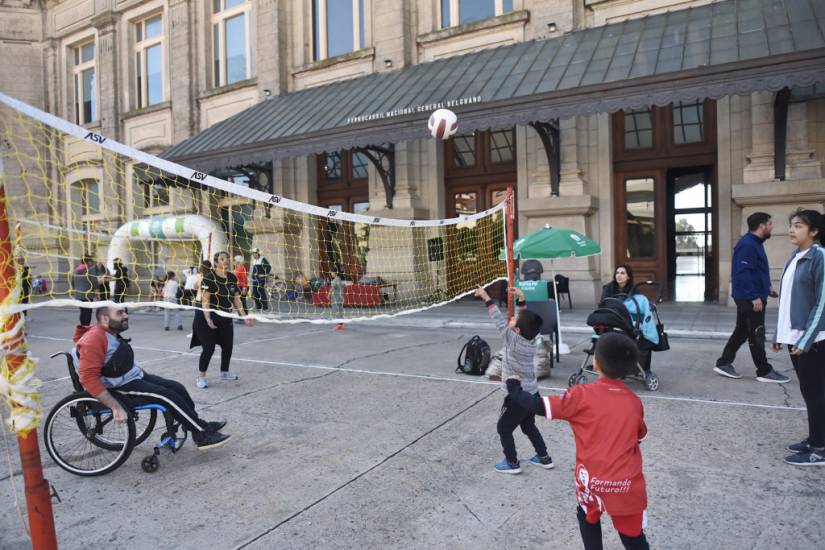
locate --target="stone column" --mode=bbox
[168,0,197,142]
[743,91,775,183]
[256,0,286,97]
[558,116,587,195]
[785,101,822,180]
[90,12,121,140]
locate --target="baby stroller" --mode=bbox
[569,281,668,391]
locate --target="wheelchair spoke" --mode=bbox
[45,395,135,476]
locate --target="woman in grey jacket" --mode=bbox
[772,209,825,466]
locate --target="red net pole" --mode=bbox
[505,187,515,321]
[0,185,58,549]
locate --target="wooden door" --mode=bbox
[613,169,669,298]
[318,197,369,282]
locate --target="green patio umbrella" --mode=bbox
[499,225,601,261]
[500,225,602,357]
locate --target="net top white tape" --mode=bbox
[0,92,506,227]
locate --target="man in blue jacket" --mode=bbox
[715,212,789,382]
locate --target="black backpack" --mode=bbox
[456,335,491,375]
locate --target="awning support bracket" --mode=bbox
[354,144,396,209]
[774,87,790,182]
[528,120,561,197]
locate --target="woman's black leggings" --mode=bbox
[198,320,234,374]
[790,342,825,448]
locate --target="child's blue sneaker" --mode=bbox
[529,454,554,469]
[495,458,521,474]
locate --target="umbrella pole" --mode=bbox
[551,264,569,357]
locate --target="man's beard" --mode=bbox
[107,319,128,333]
[763,231,772,240]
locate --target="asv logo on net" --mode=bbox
[84,131,106,144]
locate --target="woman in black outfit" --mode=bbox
[191,251,252,389]
[112,258,130,303]
[602,264,654,373]
[600,264,634,301]
[17,257,31,315]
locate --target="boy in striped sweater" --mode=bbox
[475,286,553,474]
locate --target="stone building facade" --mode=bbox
[1,0,823,304]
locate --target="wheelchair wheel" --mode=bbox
[132,408,158,446]
[644,371,660,392]
[45,394,136,476]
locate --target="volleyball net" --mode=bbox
[0,92,509,325]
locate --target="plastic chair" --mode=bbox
[554,274,572,309]
[525,299,560,362]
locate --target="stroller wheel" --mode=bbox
[644,371,659,391]
[569,373,588,387]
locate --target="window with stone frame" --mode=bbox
[72,40,97,124]
[212,0,253,87]
[141,181,170,209]
[74,179,101,218]
[134,13,165,109]
[312,0,366,61]
[440,0,513,28]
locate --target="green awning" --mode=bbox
[162,0,825,171]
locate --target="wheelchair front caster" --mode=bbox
[644,371,659,392]
[141,455,160,473]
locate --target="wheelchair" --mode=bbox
[43,352,189,476]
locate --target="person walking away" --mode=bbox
[149,265,166,311]
[16,257,31,317]
[250,247,271,312]
[475,285,553,474]
[73,255,98,326]
[162,271,183,331]
[112,258,131,304]
[191,252,251,388]
[95,261,110,301]
[714,212,789,383]
[193,260,211,305]
[330,267,349,330]
[506,332,650,550]
[182,265,199,306]
[772,209,825,466]
[234,255,249,324]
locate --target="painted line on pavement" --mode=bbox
[29,334,805,412]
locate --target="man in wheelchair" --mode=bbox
[73,305,231,450]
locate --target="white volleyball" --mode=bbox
[428,108,458,140]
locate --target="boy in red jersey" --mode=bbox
[506,332,650,550]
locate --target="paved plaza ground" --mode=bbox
[1,304,823,549]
